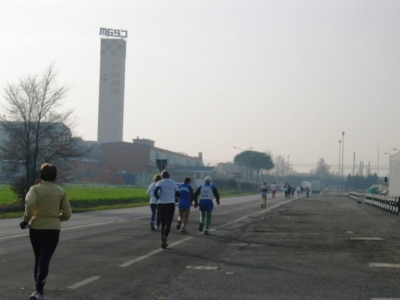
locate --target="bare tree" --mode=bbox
[315,157,331,179]
[0,65,86,202]
[272,155,295,179]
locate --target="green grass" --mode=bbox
[0,185,17,204]
[0,184,256,219]
[64,186,148,201]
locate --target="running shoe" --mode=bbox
[203,229,209,235]
[176,220,182,230]
[181,227,187,233]
[199,222,204,232]
[161,236,168,249]
[155,226,159,231]
[29,291,47,300]
[150,222,155,231]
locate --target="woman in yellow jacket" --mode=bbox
[20,163,72,300]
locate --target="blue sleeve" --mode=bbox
[189,186,194,199]
[154,186,161,200]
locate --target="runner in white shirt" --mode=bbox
[271,182,277,198]
[296,185,301,197]
[154,170,179,249]
[146,174,161,231]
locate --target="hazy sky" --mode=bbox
[2,0,399,174]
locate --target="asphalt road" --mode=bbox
[1,193,400,300]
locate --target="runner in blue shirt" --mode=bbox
[176,177,194,233]
[259,182,268,209]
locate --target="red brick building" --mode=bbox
[101,138,203,174]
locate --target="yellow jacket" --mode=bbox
[23,181,72,229]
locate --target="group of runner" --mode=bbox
[19,163,314,300]
[147,171,220,249]
[259,182,312,207]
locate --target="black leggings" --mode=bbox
[157,203,175,240]
[29,229,60,293]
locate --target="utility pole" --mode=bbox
[377,142,380,180]
[339,140,341,194]
[341,132,345,195]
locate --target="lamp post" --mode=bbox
[339,140,341,194]
[393,148,400,152]
[341,132,345,195]
[233,146,253,151]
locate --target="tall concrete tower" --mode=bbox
[97,38,126,143]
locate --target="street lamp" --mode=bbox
[384,152,391,155]
[341,132,345,195]
[233,146,253,151]
[393,148,400,152]
[339,140,341,194]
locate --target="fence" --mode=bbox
[348,191,364,202]
[349,192,399,215]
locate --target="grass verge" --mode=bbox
[0,184,255,220]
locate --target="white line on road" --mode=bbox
[119,237,193,267]
[0,233,28,241]
[63,221,116,231]
[0,217,149,241]
[369,263,400,268]
[119,198,299,268]
[66,276,101,289]
[218,197,299,229]
[185,266,219,270]
[350,237,385,241]
[371,298,400,300]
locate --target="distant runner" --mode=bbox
[193,176,220,235]
[296,185,301,197]
[271,182,277,198]
[176,177,194,233]
[305,186,311,198]
[146,174,162,231]
[258,182,268,208]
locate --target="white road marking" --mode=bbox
[63,221,116,231]
[185,266,219,270]
[0,217,149,241]
[218,197,299,229]
[168,236,193,247]
[371,298,400,300]
[369,263,400,268]
[66,276,101,289]
[0,233,28,241]
[119,198,299,267]
[229,243,249,246]
[350,237,385,241]
[119,237,193,267]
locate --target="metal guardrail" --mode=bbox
[349,191,363,201]
[349,192,399,215]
